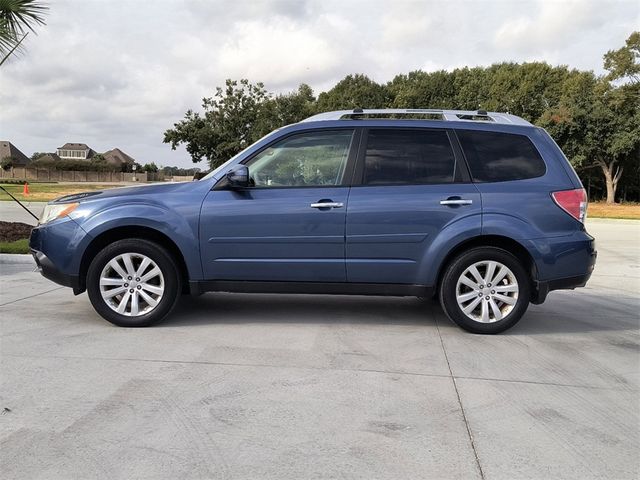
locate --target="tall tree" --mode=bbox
[164,80,316,169]
[389,70,456,109]
[316,74,389,111]
[540,71,639,203]
[256,84,316,134]
[0,0,48,66]
[163,79,270,168]
[603,31,639,85]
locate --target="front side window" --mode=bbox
[246,130,354,187]
[363,129,456,185]
[457,130,546,182]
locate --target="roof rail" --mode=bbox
[301,108,532,126]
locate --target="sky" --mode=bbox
[1,0,638,168]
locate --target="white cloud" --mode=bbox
[216,17,342,87]
[494,0,602,51]
[0,0,637,168]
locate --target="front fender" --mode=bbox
[76,202,202,280]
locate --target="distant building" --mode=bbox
[0,141,31,166]
[56,143,96,160]
[36,153,61,162]
[102,148,136,167]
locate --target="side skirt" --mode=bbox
[189,280,434,298]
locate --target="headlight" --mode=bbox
[39,203,79,224]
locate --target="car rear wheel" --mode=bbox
[87,239,181,327]
[439,247,530,334]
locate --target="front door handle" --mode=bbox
[310,202,344,209]
[440,199,473,206]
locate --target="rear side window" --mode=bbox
[457,130,546,182]
[363,129,456,185]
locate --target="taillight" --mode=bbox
[552,188,587,223]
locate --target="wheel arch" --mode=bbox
[435,235,538,295]
[78,226,190,294]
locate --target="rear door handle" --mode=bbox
[310,202,344,209]
[440,199,473,206]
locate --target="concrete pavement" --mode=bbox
[0,201,45,226]
[0,219,638,479]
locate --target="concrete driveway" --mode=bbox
[1,220,638,479]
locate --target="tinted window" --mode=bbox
[247,130,353,187]
[457,130,546,182]
[364,129,456,185]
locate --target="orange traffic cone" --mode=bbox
[23,182,29,195]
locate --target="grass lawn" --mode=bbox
[0,183,122,202]
[588,202,640,220]
[0,238,30,254]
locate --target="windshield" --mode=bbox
[200,129,284,181]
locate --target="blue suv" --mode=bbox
[29,109,596,334]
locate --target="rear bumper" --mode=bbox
[531,242,597,304]
[532,272,594,304]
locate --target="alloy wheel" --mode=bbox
[99,252,165,317]
[455,260,519,323]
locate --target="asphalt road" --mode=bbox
[0,219,638,479]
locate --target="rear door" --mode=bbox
[345,128,482,285]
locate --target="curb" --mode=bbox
[587,218,640,224]
[0,254,35,265]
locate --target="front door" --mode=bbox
[200,129,356,282]
[346,128,482,285]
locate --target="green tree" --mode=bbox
[164,79,270,168]
[1,155,14,170]
[30,151,46,161]
[316,74,389,111]
[257,83,316,133]
[540,72,639,203]
[0,0,48,66]
[389,70,456,109]
[142,162,159,173]
[604,31,639,85]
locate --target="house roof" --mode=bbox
[0,141,31,165]
[58,143,91,150]
[102,148,136,165]
[36,153,61,162]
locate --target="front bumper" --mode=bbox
[31,248,82,292]
[29,217,90,295]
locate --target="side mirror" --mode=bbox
[226,165,249,188]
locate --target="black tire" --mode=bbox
[439,247,530,334]
[86,239,182,327]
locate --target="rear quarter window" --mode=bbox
[457,130,546,182]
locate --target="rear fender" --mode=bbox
[416,214,482,286]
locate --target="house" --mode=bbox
[52,143,137,168]
[102,148,136,167]
[56,143,96,160]
[0,141,31,166]
[35,153,61,163]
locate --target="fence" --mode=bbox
[0,167,162,183]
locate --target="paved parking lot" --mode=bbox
[1,219,638,479]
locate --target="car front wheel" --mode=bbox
[86,239,181,327]
[439,247,531,334]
